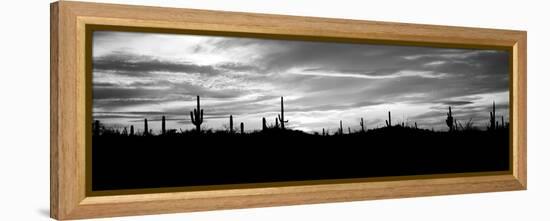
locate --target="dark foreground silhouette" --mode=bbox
[92,126,509,191]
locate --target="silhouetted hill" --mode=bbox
[92,126,509,191]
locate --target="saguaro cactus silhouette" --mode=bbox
[130,125,134,136]
[339,120,343,135]
[360,117,365,132]
[385,111,392,127]
[490,101,496,130]
[415,122,418,129]
[322,128,325,136]
[262,117,267,131]
[278,97,288,129]
[190,95,204,133]
[446,106,454,131]
[240,122,244,134]
[229,115,234,133]
[348,127,351,134]
[143,118,149,135]
[161,116,166,135]
[275,117,279,128]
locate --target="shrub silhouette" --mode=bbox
[93,120,101,136]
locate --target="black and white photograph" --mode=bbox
[91,30,510,192]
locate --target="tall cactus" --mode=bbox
[229,115,234,133]
[240,122,244,134]
[360,117,365,132]
[414,122,418,129]
[275,117,279,128]
[144,118,149,135]
[190,95,204,133]
[130,125,134,136]
[339,120,343,135]
[161,116,166,135]
[348,127,351,134]
[490,101,496,130]
[385,111,392,127]
[278,97,288,129]
[322,128,325,136]
[446,106,454,131]
[262,117,267,131]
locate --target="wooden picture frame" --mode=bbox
[50,1,527,220]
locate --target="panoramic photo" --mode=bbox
[91,30,510,191]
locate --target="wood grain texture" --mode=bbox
[516,32,527,187]
[50,1,527,219]
[50,2,59,219]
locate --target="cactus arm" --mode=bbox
[200,109,204,124]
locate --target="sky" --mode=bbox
[92,31,509,134]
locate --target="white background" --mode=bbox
[0,0,548,220]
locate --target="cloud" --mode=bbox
[294,68,450,79]
[93,51,221,76]
[438,100,474,106]
[216,62,262,73]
